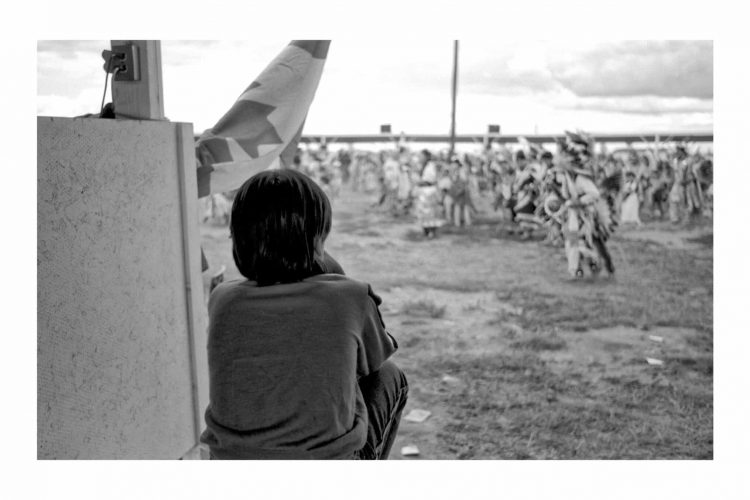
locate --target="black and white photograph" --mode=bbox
[19,2,750,498]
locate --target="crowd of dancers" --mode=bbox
[201,132,713,279]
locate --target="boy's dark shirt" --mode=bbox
[200,273,397,459]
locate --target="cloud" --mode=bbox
[546,86,713,116]
[461,66,557,96]
[37,88,106,117]
[37,42,109,106]
[37,40,105,58]
[456,41,713,101]
[458,42,558,96]
[162,40,279,68]
[549,40,713,99]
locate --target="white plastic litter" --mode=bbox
[648,335,664,343]
[401,445,420,456]
[646,357,664,366]
[404,409,432,423]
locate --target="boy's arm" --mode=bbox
[356,285,397,377]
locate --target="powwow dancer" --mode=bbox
[512,167,544,239]
[450,159,474,227]
[394,161,414,216]
[620,170,643,226]
[494,160,516,221]
[696,156,713,217]
[511,147,552,239]
[555,132,617,278]
[437,167,454,221]
[683,152,704,218]
[669,145,689,223]
[415,150,444,238]
[531,152,564,245]
[376,151,400,210]
[647,166,670,220]
[539,166,566,246]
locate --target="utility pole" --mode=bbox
[449,40,459,159]
[110,40,165,120]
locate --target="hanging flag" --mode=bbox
[195,40,330,197]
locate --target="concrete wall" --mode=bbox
[37,117,208,459]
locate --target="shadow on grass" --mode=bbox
[401,300,447,319]
[511,336,568,352]
[402,218,547,244]
[686,233,713,247]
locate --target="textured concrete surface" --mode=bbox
[37,117,207,459]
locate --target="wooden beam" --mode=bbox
[111,40,165,120]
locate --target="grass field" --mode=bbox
[200,187,713,460]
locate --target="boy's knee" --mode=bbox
[378,359,408,393]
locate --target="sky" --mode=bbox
[37,40,713,138]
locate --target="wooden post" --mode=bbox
[111,40,165,120]
[449,40,459,159]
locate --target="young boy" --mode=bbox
[201,169,408,459]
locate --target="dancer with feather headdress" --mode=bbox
[552,131,617,278]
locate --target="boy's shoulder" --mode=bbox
[210,275,378,306]
[305,273,373,295]
[207,278,251,311]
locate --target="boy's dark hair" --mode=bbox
[230,169,332,286]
